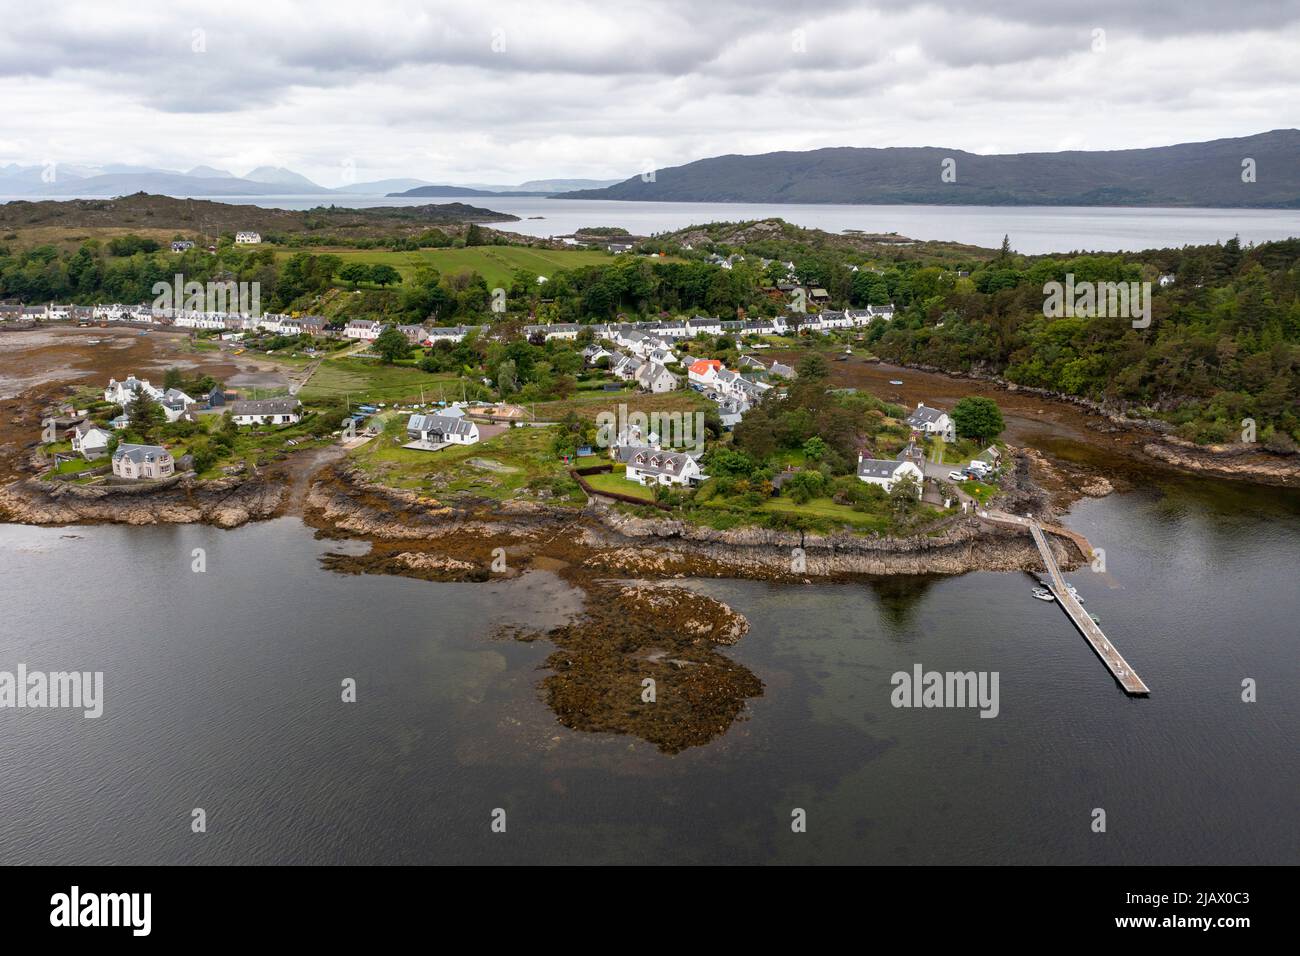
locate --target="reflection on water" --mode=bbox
[1,474,1296,864]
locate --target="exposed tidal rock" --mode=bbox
[320,545,490,583]
[583,502,1077,576]
[1141,440,1300,485]
[304,465,567,540]
[1079,476,1115,497]
[307,463,1082,577]
[0,473,283,527]
[508,582,762,754]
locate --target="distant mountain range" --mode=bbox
[387,185,551,198]
[558,131,1300,207]
[0,163,622,199]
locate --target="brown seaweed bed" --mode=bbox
[311,508,766,754]
[302,454,1097,753]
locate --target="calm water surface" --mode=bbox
[4,195,1294,253]
[1,472,1296,864]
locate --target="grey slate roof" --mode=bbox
[907,404,947,426]
[112,443,170,464]
[857,457,908,480]
[625,446,696,478]
[231,399,302,416]
[407,413,475,437]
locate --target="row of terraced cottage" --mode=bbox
[2,304,895,344]
[340,306,896,346]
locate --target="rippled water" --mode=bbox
[1,474,1296,864]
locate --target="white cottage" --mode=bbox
[622,446,705,487]
[856,456,924,496]
[230,399,303,426]
[70,422,111,459]
[906,403,956,443]
[406,413,479,446]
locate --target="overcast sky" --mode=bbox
[1,0,1297,186]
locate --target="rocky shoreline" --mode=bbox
[298,460,1091,753]
[304,462,1085,580]
[0,471,285,528]
[884,360,1300,486]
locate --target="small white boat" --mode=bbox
[1065,585,1085,604]
[1032,587,1055,602]
[889,379,904,385]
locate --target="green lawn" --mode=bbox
[584,470,656,501]
[930,436,983,466]
[760,496,892,531]
[50,454,107,475]
[696,494,891,532]
[534,388,713,422]
[956,479,998,505]
[351,416,583,503]
[298,357,459,403]
[279,246,624,288]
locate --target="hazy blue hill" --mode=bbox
[559,130,1300,207]
[387,184,552,198]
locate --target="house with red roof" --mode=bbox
[687,358,724,387]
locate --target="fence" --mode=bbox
[568,463,672,511]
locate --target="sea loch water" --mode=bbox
[1,470,1296,865]
[4,195,1294,254]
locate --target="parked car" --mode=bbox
[948,470,967,481]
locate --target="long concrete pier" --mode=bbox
[1027,522,1150,695]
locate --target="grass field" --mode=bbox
[759,496,892,531]
[534,389,714,422]
[584,470,656,501]
[351,415,583,503]
[298,357,460,403]
[279,246,620,288]
[956,479,998,505]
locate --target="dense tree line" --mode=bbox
[864,238,1300,445]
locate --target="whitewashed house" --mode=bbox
[906,403,956,443]
[230,399,303,426]
[687,359,724,387]
[344,320,384,341]
[160,388,195,422]
[406,413,479,446]
[582,344,612,366]
[856,456,924,496]
[524,322,582,341]
[622,446,705,487]
[611,353,645,382]
[651,321,690,340]
[425,325,474,343]
[235,231,262,244]
[70,421,111,459]
[104,376,163,406]
[687,316,723,337]
[174,311,227,330]
[635,362,679,394]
